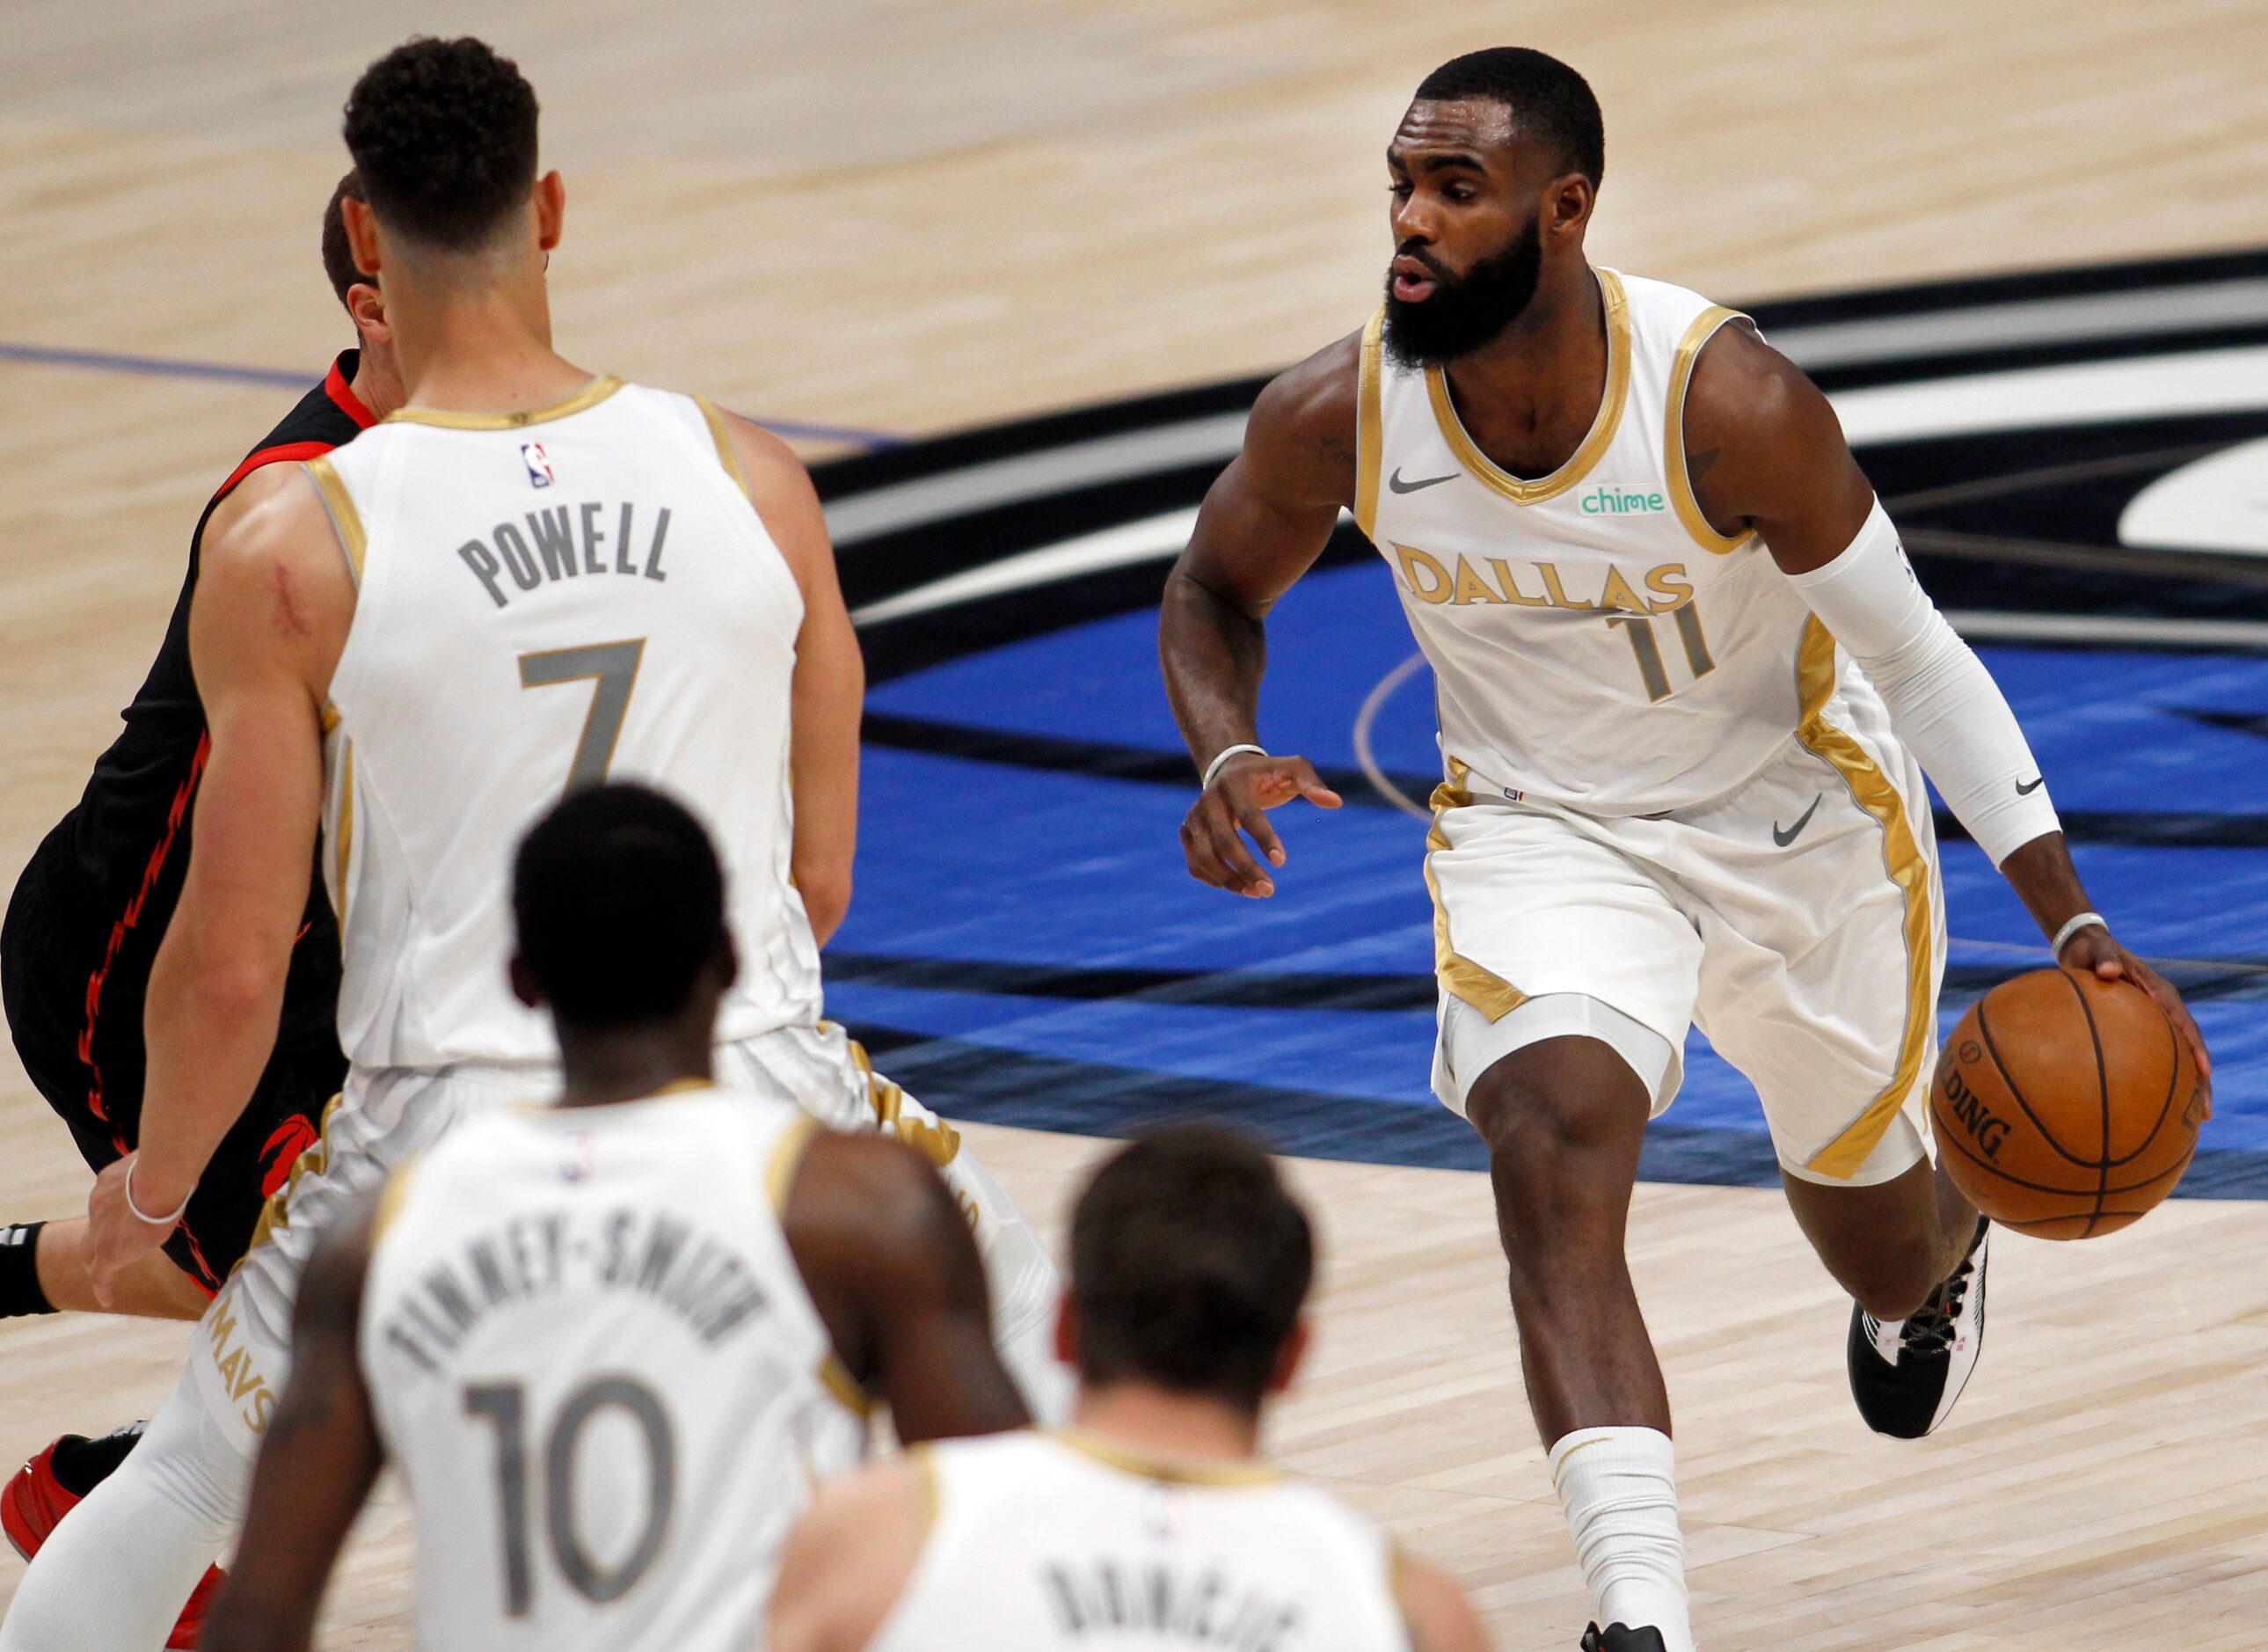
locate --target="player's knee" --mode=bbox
[1469,1069,1613,1239]
[1836,1232,1941,1320]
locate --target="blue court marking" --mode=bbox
[0,340,901,450]
[842,548,2268,1193]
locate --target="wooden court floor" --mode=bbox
[6,2,2268,1645]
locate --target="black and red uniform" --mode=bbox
[1,354,375,1296]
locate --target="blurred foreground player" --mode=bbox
[0,172,397,1648]
[1158,47,2207,1650]
[0,38,1055,1652]
[202,784,1027,1652]
[771,1124,1486,1652]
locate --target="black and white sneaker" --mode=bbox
[1580,1626,1668,1651]
[1847,1217,1989,1438]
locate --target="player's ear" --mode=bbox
[340,194,383,280]
[346,281,390,351]
[1266,1318,1311,1395]
[507,954,544,1009]
[1052,1293,1080,1368]
[1542,172,1593,242]
[534,171,566,253]
[714,930,740,993]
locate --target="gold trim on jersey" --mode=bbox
[1666,306,1757,556]
[765,1113,822,1214]
[1353,310,1386,540]
[696,396,760,506]
[303,454,368,581]
[908,1444,941,1540]
[1792,619,1936,1179]
[385,376,625,430]
[1051,1429,1284,1488]
[1423,267,1630,508]
[819,1354,875,1421]
[1425,758,1529,1021]
[332,740,354,929]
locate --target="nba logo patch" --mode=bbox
[522,441,555,488]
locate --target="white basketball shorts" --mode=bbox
[1426,678,1947,1188]
[189,1025,1066,1461]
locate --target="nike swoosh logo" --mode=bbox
[1772,795,1823,847]
[2016,775,2046,794]
[1388,467,1458,494]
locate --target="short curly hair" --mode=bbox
[342,37,540,251]
[1415,48,1604,186]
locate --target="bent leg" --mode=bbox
[32,1217,209,1320]
[1781,1128,1977,1321]
[0,1366,247,1652]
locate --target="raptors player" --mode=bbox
[3,37,1054,1651]
[771,1124,1484,1652]
[1159,48,2209,1652]
[202,785,1028,1652]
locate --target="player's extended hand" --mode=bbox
[1180,752,1343,897]
[2060,926,2213,1119]
[84,1153,184,1308]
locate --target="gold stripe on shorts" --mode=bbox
[1424,757,1528,1022]
[1793,618,1936,1179]
[231,1091,346,1281]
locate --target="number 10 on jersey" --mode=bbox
[1607,602,1715,702]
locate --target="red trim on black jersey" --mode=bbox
[78,734,210,1146]
[207,358,375,503]
[323,355,377,430]
[208,439,335,507]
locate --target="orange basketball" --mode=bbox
[1929,969,2204,1239]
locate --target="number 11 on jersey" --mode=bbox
[1607,602,1715,702]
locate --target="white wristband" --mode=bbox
[123,1158,191,1228]
[1202,743,1268,791]
[2051,911,2108,959]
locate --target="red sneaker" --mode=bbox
[4,1437,225,1649]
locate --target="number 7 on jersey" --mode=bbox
[519,640,647,794]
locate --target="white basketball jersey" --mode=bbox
[871,1430,1412,1652]
[308,380,820,1068]
[360,1086,865,1652]
[1361,267,1823,815]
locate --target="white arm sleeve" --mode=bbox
[1784,500,2060,866]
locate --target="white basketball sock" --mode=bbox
[1549,1425,1696,1651]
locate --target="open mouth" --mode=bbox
[1390,254,1439,302]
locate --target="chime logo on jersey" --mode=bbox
[1579,484,1666,515]
[522,441,555,488]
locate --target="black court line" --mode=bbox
[830,952,2268,1010]
[861,712,2268,848]
[842,1020,2268,1196]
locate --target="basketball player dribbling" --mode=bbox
[1158,48,2211,1651]
[202,784,1029,1652]
[771,1124,1484,1652]
[1,37,1059,1650]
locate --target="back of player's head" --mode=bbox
[342,36,540,252]
[1414,48,1604,186]
[322,171,374,309]
[512,783,727,1031]
[1068,1124,1315,1413]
